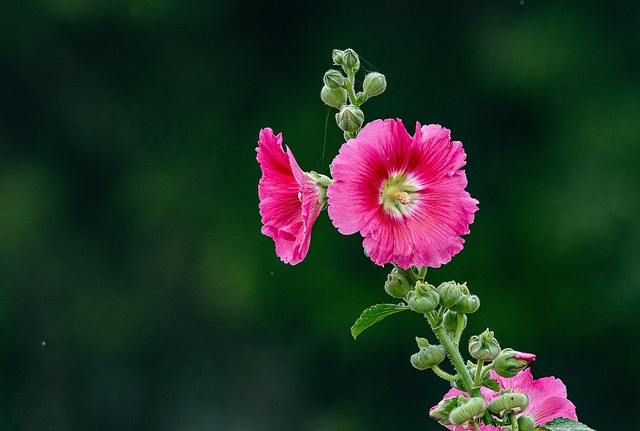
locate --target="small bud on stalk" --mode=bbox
[323,69,345,89]
[321,85,347,108]
[437,281,462,308]
[410,337,445,370]
[407,281,439,313]
[342,48,360,71]
[384,267,412,298]
[443,310,466,334]
[487,391,530,416]
[335,105,364,133]
[468,329,501,361]
[450,293,480,314]
[363,72,387,97]
[449,396,487,426]
[517,414,536,431]
[493,348,536,378]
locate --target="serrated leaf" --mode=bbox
[350,303,409,339]
[536,417,596,431]
[482,378,500,392]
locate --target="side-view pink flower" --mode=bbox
[434,369,578,429]
[327,119,479,269]
[256,128,323,265]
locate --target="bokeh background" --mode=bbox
[1,1,639,430]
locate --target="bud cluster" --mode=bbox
[320,48,387,140]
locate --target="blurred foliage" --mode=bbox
[1,1,639,430]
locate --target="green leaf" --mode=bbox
[482,378,500,392]
[536,417,596,431]
[350,303,410,339]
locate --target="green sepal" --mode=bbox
[536,417,596,431]
[482,378,500,392]
[350,303,409,339]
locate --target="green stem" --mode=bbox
[509,412,519,431]
[431,365,457,382]
[454,312,465,346]
[474,359,485,386]
[426,311,476,396]
[470,420,480,431]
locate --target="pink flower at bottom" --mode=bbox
[433,369,578,429]
[256,128,323,265]
[327,119,478,269]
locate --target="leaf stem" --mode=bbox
[431,365,457,382]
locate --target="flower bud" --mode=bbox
[493,348,536,378]
[437,281,462,308]
[332,49,344,65]
[407,281,439,313]
[518,414,535,431]
[384,267,412,298]
[321,85,347,108]
[449,397,487,426]
[410,338,445,370]
[430,396,460,425]
[342,48,360,70]
[443,310,466,334]
[363,72,387,97]
[450,294,480,314]
[468,329,501,361]
[335,105,364,133]
[323,69,345,89]
[487,391,529,416]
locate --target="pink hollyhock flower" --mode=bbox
[477,427,504,431]
[256,128,324,265]
[327,119,478,269]
[432,369,578,429]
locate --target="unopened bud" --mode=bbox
[335,105,364,133]
[518,414,535,431]
[493,348,536,378]
[323,69,345,89]
[443,310,466,334]
[487,391,529,416]
[450,294,480,314]
[342,48,360,70]
[468,329,501,361]
[430,396,460,425]
[321,85,347,108]
[410,338,445,370]
[384,267,412,298]
[437,281,462,308]
[449,397,487,426]
[363,72,387,97]
[407,281,439,313]
[332,49,344,65]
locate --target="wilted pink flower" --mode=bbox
[256,128,324,265]
[433,369,578,429]
[327,119,478,269]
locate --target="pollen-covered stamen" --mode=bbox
[380,172,420,217]
[393,191,411,204]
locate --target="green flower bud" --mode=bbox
[410,338,445,370]
[443,310,466,334]
[468,329,501,361]
[449,397,487,426]
[437,281,462,308]
[450,294,480,314]
[363,72,387,97]
[384,267,412,298]
[321,85,347,108]
[332,49,344,65]
[342,48,360,70]
[323,69,345,89]
[430,396,460,425]
[487,391,529,416]
[493,348,536,378]
[517,414,535,431]
[335,105,364,133]
[353,91,368,106]
[407,281,439,313]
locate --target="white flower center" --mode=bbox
[379,172,420,217]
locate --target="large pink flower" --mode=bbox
[257,128,323,265]
[433,369,578,429]
[327,119,478,269]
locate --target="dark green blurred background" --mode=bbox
[1,1,639,430]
